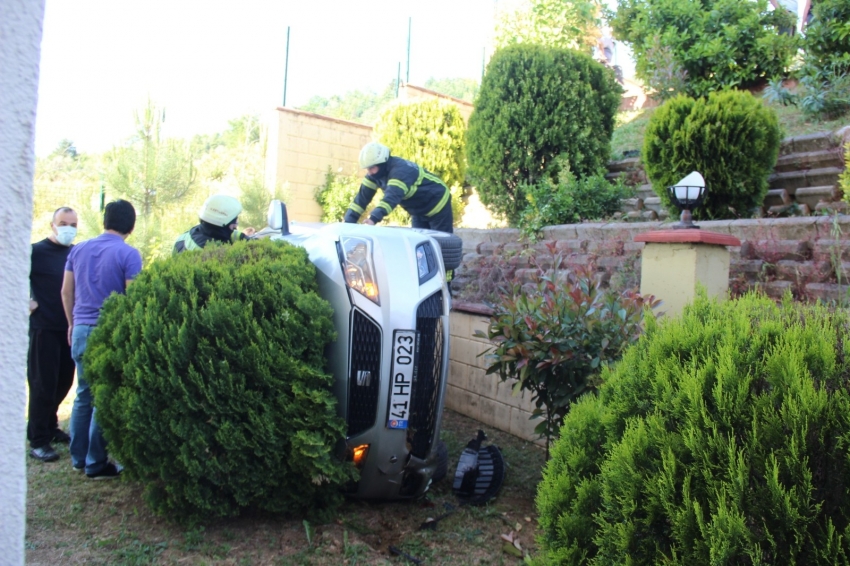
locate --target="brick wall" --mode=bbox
[447,215,850,442]
[265,108,373,222]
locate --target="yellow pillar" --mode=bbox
[635,230,741,319]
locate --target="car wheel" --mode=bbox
[431,440,449,483]
[409,229,464,271]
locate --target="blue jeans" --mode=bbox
[69,324,109,475]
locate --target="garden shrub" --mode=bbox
[842,142,850,199]
[611,0,798,98]
[475,245,659,453]
[467,44,622,225]
[518,162,634,239]
[798,0,850,119]
[643,90,781,219]
[534,292,850,565]
[85,239,356,524]
[804,0,850,74]
[374,98,467,226]
[315,167,362,223]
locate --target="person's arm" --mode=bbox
[61,271,75,345]
[343,180,378,223]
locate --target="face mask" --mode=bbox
[54,225,77,246]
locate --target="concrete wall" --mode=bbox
[446,307,543,446]
[0,0,45,563]
[265,107,372,222]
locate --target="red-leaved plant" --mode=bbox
[474,243,661,456]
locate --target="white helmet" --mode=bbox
[359,142,390,169]
[199,195,242,227]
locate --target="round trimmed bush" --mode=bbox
[85,239,356,523]
[534,292,850,565]
[643,90,781,219]
[467,43,622,225]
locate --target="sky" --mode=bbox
[34,0,631,157]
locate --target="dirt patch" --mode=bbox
[25,409,545,565]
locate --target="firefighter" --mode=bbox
[173,194,255,254]
[344,142,453,234]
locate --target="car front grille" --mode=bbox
[347,310,381,437]
[408,291,444,459]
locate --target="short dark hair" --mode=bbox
[103,200,136,235]
[52,207,75,222]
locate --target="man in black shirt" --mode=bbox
[28,207,78,462]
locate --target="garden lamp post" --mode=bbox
[668,171,706,229]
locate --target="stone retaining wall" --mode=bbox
[446,215,850,441]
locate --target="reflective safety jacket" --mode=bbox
[173,223,248,255]
[343,156,450,224]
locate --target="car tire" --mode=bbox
[431,440,449,483]
[409,229,464,271]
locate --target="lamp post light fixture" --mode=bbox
[668,171,706,229]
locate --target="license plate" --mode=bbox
[387,330,417,429]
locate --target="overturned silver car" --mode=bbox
[260,201,461,499]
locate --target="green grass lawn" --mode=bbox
[26,406,545,565]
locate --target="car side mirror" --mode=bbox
[267,200,290,235]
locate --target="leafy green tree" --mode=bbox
[494,0,604,53]
[193,115,286,231]
[105,100,201,262]
[804,0,850,72]
[611,0,798,98]
[32,147,104,242]
[86,239,355,524]
[642,90,780,219]
[298,81,398,125]
[796,0,850,118]
[467,44,622,224]
[423,77,480,102]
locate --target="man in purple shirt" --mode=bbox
[61,200,143,479]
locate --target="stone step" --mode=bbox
[607,156,641,173]
[767,203,811,217]
[774,148,844,173]
[763,188,792,208]
[643,196,663,214]
[768,166,844,191]
[815,200,849,215]
[794,185,841,208]
[620,197,643,212]
[636,183,655,200]
[779,131,837,156]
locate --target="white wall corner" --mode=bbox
[0,0,46,563]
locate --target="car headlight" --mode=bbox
[340,236,380,304]
[416,242,437,284]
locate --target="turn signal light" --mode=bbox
[352,444,370,469]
